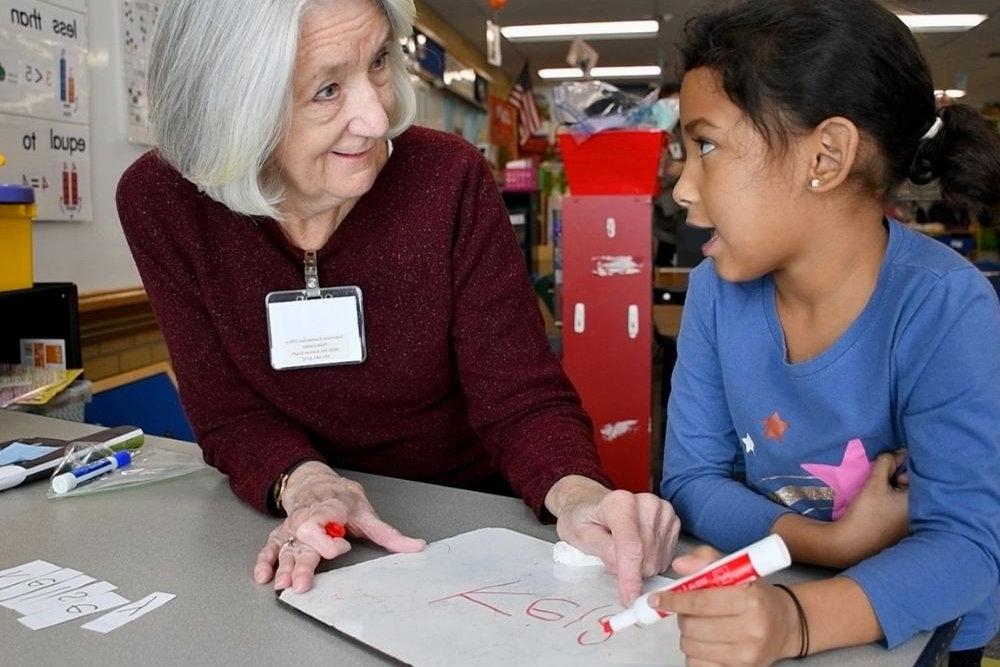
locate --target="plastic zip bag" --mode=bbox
[553,81,679,138]
[46,441,206,499]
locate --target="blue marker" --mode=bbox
[50,451,132,495]
[59,50,66,102]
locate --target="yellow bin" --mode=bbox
[0,183,37,292]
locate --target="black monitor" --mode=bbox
[0,282,82,369]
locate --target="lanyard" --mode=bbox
[304,250,321,299]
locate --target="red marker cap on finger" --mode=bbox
[325,522,346,539]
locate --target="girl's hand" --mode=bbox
[546,475,681,604]
[253,462,425,593]
[829,450,909,565]
[654,546,802,667]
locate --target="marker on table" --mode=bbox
[603,533,791,635]
[0,454,65,493]
[325,522,346,539]
[0,428,143,493]
[50,451,132,495]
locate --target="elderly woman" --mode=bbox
[117,0,679,602]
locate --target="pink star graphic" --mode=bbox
[800,439,873,520]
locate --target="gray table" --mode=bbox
[1,411,939,666]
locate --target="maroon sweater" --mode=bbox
[117,126,611,515]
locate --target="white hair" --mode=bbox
[147,0,417,219]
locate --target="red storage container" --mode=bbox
[558,129,666,195]
[561,195,653,493]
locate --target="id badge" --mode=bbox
[265,287,367,370]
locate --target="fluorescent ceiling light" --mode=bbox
[897,14,987,32]
[934,89,967,98]
[539,68,589,79]
[501,20,659,42]
[539,65,661,80]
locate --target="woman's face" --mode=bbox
[276,0,396,216]
[672,67,812,282]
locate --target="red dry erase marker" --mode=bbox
[603,534,791,635]
[324,522,346,539]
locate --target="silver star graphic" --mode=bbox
[741,433,756,455]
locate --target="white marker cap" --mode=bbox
[50,471,79,494]
[747,534,792,577]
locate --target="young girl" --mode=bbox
[658,0,1000,664]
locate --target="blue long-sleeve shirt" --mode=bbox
[662,220,1000,650]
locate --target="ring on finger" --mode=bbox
[279,536,296,551]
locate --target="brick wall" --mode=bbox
[79,289,170,382]
[82,328,169,381]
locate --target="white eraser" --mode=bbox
[552,541,605,567]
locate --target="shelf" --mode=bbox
[409,67,487,112]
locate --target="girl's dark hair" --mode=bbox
[680,0,1000,214]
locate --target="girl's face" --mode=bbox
[276,0,396,217]
[673,67,813,283]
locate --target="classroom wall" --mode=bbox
[411,76,489,144]
[23,0,498,295]
[29,0,146,293]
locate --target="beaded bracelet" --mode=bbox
[774,584,810,659]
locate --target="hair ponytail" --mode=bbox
[679,0,1000,216]
[910,105,1000,216]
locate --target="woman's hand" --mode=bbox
[253,462,425,593]
[829,450,909,565]
[655,546,802,667]
[545,475,681,604]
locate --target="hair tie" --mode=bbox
[920,116,943,141]
[774,584,810,659]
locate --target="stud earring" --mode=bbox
[810,178,821,189]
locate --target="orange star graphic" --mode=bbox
[763,411,789,441]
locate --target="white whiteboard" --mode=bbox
[279,528,684,666]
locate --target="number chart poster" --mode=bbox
[0,0,90,221]
[121,0,161,145]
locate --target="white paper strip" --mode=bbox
[13,580,116,616]
[0,561,61,589]
[4,574,95,611]
[81,591,175,633]
[0,568,82,602]
[18,591,130,630]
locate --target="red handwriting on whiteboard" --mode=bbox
[429,580,613,646]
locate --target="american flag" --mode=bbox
[509,63,541,145]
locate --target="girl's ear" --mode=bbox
[807,117,861,193]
